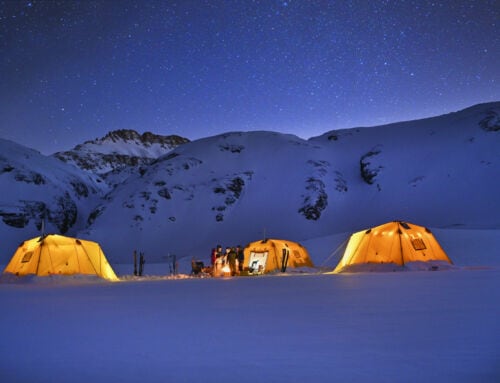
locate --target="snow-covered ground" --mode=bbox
[1,229,499,382]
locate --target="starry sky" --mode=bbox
[1,0,499,154]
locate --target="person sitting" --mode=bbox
[191,258,204,275]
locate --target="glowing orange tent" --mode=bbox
[330,221,452,273]
[243,238,313,274]
[3,234,118,281]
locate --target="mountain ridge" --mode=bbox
[1,102,499,263]
[52,129,190,187]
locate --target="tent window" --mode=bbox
[22,251,34,263]
[292,250,302,262]
[411,238,427,251]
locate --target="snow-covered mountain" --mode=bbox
[1,102,499,264]
[0,139,104,253]
[53,129,189,187]
[82,102,499,263]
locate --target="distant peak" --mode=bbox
[82,129,190,147]
[102,129,142,142]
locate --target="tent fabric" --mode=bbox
[3,234,118,281]
[243,238,314,274]
[331,221,452,273]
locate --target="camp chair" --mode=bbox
[191,260,204,275]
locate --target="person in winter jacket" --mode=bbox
[216,245,224,258]
[236,245,244,272]
[211,248,217,266]
[227,247,237,276]
[212,245,224,277]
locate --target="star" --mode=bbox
[0,0,497,153]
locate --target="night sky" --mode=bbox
[1,1,498,154]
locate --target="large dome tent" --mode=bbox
[243,238,314,274]
[3,234,118,281]
[330,221,452,273]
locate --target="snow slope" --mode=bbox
[0,139,104,253]
[310,102,500,231]
[82,131,327,262]
[82,102,500,263]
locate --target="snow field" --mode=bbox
[1,269,499,383]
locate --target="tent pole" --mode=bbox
[319,237,349,269]
[35,246,42,275]
[398,222,405,266]
[73,240,82,273]
[80,241,99,275]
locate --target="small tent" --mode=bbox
[243,238,314,274]
[330,221,452,273]
[3,234,118,281]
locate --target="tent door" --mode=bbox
[249,251,268,274]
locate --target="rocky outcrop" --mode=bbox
[53,130,190,185]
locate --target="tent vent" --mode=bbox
[400,222,411,230]
[76,239,82,245]
[425,227,432,233]
[38,234,49,243]
[365,229,371,234]
[21,252,34,263]
[411,238,427,251]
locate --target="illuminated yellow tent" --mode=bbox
[243,238,314,274]
[330,221,452,273]
[3,234,118,281]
